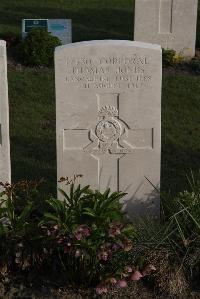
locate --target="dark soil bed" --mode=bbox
[1,282,200,299]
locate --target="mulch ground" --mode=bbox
[1,282,200,299]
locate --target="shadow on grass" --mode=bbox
[161,142,200,194]
[10,133,56,196]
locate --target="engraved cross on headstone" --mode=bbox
[63,93,153,191]
[159,0,173,34]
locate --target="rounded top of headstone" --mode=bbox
[55,40,161,53]
[0,40,6,46]
[0,40,6,57]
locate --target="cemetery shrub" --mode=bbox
[162,48,182,66]
[18,28,61,67]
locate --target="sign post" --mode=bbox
[22,19,72,45]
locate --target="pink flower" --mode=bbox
[116,279,127,288]
[74,232,82,240]
[83,229,90,237]
[74,225,91,240]
[95,286,108,295]
[79,225,90,236]
[130,271,143,281]
[108,222,123,238]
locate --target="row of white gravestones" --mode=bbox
[55,40,162,219]
[134,0,198,58]
[0,41,11,188]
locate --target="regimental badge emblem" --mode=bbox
[84,104,135,155]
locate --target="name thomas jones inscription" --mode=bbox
[65,55,151,89]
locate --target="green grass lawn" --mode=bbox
[1,0,200,196]
[162,74,200,193]
[8,68,56,195]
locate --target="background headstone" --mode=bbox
[0,40,11,187]
[22,19,72,45]
[134,0,198,58]
[55,40,162,218]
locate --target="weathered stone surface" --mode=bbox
[55,40,162,218]
[0,40,11,187]
[134,0,198,58]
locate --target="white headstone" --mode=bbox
[0,41,11,187]
[55,40,162,218]
[134,0,198,58]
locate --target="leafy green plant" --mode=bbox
[17,28,61,67]
[41,183,137,287]
[59,183,125,225]
[0,180,149,292]
[162,48,183,66]
[0,180,48,278]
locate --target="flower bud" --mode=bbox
[130,271,143,281]
[116,279,127,288]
